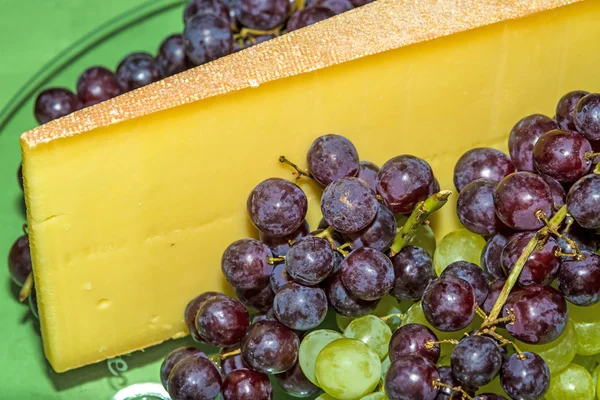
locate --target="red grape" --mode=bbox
[325,272,379,317]
[241,320,299,374]
[222,369,272,400]
[453,148,515,192]
[259,220,309,257]
[500,352,549,400]
[285,236,333,285]
[160,347,206,390]
[422,277,475,332]
[450,335,502,387]
[436,366,476,400]
[196,296,250,347]
[184,0,234,26]
[388,323,440,364]
[481,278,505,316]
[480,232,509,280]
[220,346,247,375]
[184,13,233,66]
[346,203,397,252]
[8,235,32,287]
[273,282,328,330]
[235,285,275,312]
[274,361,320,397]
[540,174,566,208]
[221,239,273,290]
[340,247,394,301]
[390,246,436,301]
[567,173,600,229]
[34,88,80,124]
[115,52,163,92]
[557,251,600,306]
[76,66,121,107]
[508,114,557,172]
[574,93,600,141]
[501,231,560,286]
[532,129,592,182]
[457,178,506,235]
[238,0,291,30]
[306,134,359,186]
[356,160,379,192]
[440,261,489,305]
[321,177,378,233]
[384,356,440,400]
[556,90,589,131]
[157,34,191,76]
[184,291,227,342]
[307,0,354,14]
[167,355,222,400]
[287,7,335,31]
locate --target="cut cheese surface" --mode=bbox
[21,0,600,372]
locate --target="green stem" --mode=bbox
[315,226,334,243]
[595,162,599,174]
[19,272,33,302]
[210,348,241,362]
[278,156,314,181]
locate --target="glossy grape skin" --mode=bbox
[321,177,378,234]
[325,272,379,317]
[532,129,592,182]
[500,352,550,400]
[273,282,328,330]
[508,114,558,171]
[377,155,436,214]
[236,285,275,312]
[481,279,505,316]
[183,0,233,25]
[8,235,32,287]
[388,323,440,364]
[556,90,589,131]
[306,134,359,186]
[423,277,475,332]
[260,220,309,257]
[356,161,379,192]
[287,7,335,31]
[557,251,600,306]
[285,236,333,285]
[453,148,516,192]
[299,329,344,385]
[238,0,291,30]
[115,52,163,92]
[184,13,233,66]
[241,320,299,374]
[270,263,293,293]
[503,284,567,344]
[494,172,553,231]
[344,315,392,360]
[440,261,489,305]
[184,291,227,342]
[435,366,476,400]
[501,231,560,286]
[546,363,595,400]
[222,368,273,400]
[574,93,600,141]
[457,178,506,236]
[570,301,600,355]
[34,88,80,124]
[390,246,436,301]
[220,346,247,375]
[275,361,321,398]
[167,355,222,400]
[252,309,276,324]
[384,356,439,400]
[306,0,354,13]
[160,347,206,390]
[541,174,567,207]
[557,222,597,256]
[340,248,394,301]
[347,203,396,252]
[481,233,509,280]
[567,174,600,229]
[157,34,191,76]
[434,229,486,276]
[221,239,273,290]
[76,66,121,107]
[196,296,249,347]
[451,335,502,387]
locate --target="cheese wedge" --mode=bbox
[21,0,600,372]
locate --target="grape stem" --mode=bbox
[388,190,452,256]
[278,156,314,182]
[595,162,600,174]
[335,242,353,257]
[22,224,29,237]
[19,272,33,302]
[234,26,283,40]
[315,226,335,247]
[379,313,404,323]
[425,339,459,350]
[584,152,600,163]
[432,380,473,400]
[479,328,524,359]
[267,256,286,265]
[209,348,241,362]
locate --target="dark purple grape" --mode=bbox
[435,365,476,400]
[567,174,600,229]
[377,155,436,214]
[457,178,506,235]
[501,231,560,286]
[273,282,327,330]
[310,228,345,274]
[115,52,163,92]
[558,222,597,255]
[29,285,38,318]
[385,356,440,400]
[540,174,566,207]
[306,134,359,186]
[494,172,553,231]
[339,247,394,301]
[221,239,273,290]
[453,148,516,192]
[574,93,600,141]
[532,129,592,182]
[502,284,567,344]
[356,160,379,192]
[184,0,233,25]
[480,233,509,280]
[247,178,308,237]
[307,0,354,14]
[8,235,32,287]
[346,203,396,251]
[274,361,321,398]
[556,90,589,131]
[450,335,502,387]
[184,13,233,66]
[34,88,80,124]
[321,177,378,234]
[17,163,23,190]
[160,347,206,390]
[508,114,558,172]
[252,308,276,323]
[260,220,309,257]
[500,352,550,400]
[285,236,333,285]
[238,0,291,30]
[76,66,121,107]
[422,277,475,332]
[325,272,379,317]
[557,251,600,306]
[440,261,489,305]
[390,246,436,301]
[158,34,191,76]
[286,7,335,31]
[235,285,275,312]
[270,263,293,293]
[196,296,250,347]
[167,355,222,400]
[222,368,272,400]
[241,320,299,374]
[481,278,505,315]
[184,291,227,342]
[349,0,372,5]
[474,394,508,400]
[389,323,439,364]
[221,346,247,375]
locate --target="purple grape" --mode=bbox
[388,323,440,364]
[501,231,560,286]
[310,228,345,274]
[556,90,589,131]
[241,320,299,374]
[238,0,291,30]
[184,13,233,66]
[115,52,163,92]
[325,272,379,317]
[377,155,436,214]
[252,308,276,324]
[480,233,509,280]
[274,361,321,398]
[453,148,516,192]
[8,235,32,287]
[384,356,440,400]
[346,203,397,252]
[306,134,359,186]
[557,222,597,256]
[167,355,222,400]
[502,284,567,344]
[422,277,475,332]
[285,236,333,285]
[450,335,502,387]
[221,239,273,290]
[160,347,206,390]
[567,174,600,229]
[500,352,550,400]
[235,285,275,312]
[307,0,354,14]
[270,263,293,293]
[481,278,505,315]
[220,346,247,375]
[321,177,378,233]
[247,178,308,237]
[286,7,335,31]
[157,34,191,76]
[76,66,121,107]
[440,261,489,305]
[222,369,272,400]
[34,88,80,124]
[457,178,506,235]
[532,129,592,182]
[390,246,436,301]
[574,93,600,141]
[184,0,233,25]
[260,220,309,257]
[356,160,379,192]
[17,163,23,190]
[474,394,508,400]
[435,366,476,400]
[540,174,566,208]
[494,172,553,231]
[339,247,394,301]
[184,291,227,342]
[508,114,558,171]
[273,282,328,330]
[349,0,372,5]
[196,296,249,347]
[557,251,600,306]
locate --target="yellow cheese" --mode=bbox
[21,0,600,372]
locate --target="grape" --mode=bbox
[500,352,550,400]
[501,231,560,286]
[220,346,247,375]
[238,0,291,30]
[435,366,476,400]
[557,251,600,306]
[390,246,436,301]
[241,320,299,374]
[222,368,272,400]
[184,13,233,66]
[451,335,502,387]
[546,363,595,400]
[343,315,392,360]
[285,236,333,285]
[310,228,345,274]
[377,155,436,214]
[183,0,233,25]
[533,129,592,182]
[274,361,321,398]
[252,309,276,324]
[8,235,32,287]
[346,203,396,252]
[184,291,227,342]
[457,178,506,235]
[440,261,489,305]
[321,177,378,234]
[566,174,600,229]
[325,273,379,317]
[17,163,23,190]
[235,285,275,312]
[556,90,589,131]
[196,296,249,347]
[384,355,439,400]
[316,395,337,400]
[247,178,308,237]
[370,294,405,330]
[160,347,206,390]
[340,248,394,301]
[336,314,353,331]
[557,222,597,256]
[298,329,344,385]
[115,52,163,92]
[453,148,516,192]
[356,161,379,192]
[359,393,385,400]
[157,34,190,76]
[480,233,509,280]
[481,278,505,316]
[221,239,273,290]
[349,0,373,5]
[433,229,486,276]
[273,282,328,330]
[167,355,222,400]
[572,354,597,373]
[306,0,354,14]
[574,93,600,141]
[388,323,439,364]
[508,114,558,171]
[270,263,293,293]
[422,277,475,332]
[474,394,508,400]
[306,134,359,186]
[34,88,80,124]
[76,66,121,107]
[494,172,553,231]
[287,7,335,31]
[502,284,567,344]
[315,338,381,399]
[541,174,567,208]
[570,300,600,355]
[260,220,309,257]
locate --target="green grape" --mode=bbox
[336,314,354,331]
[381,356,390,382]
[546,363,595,400]
[371,295,404,331]
[299,329,344,386]
[315,338,382,400]
[594,364,600,395]
[569,302,600,355]
[573,355,598,373]
[433,229,486,275]
[595,353,600,365]
[344,315,392,360]
[360,393,387,400]
[395,215,436,256]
